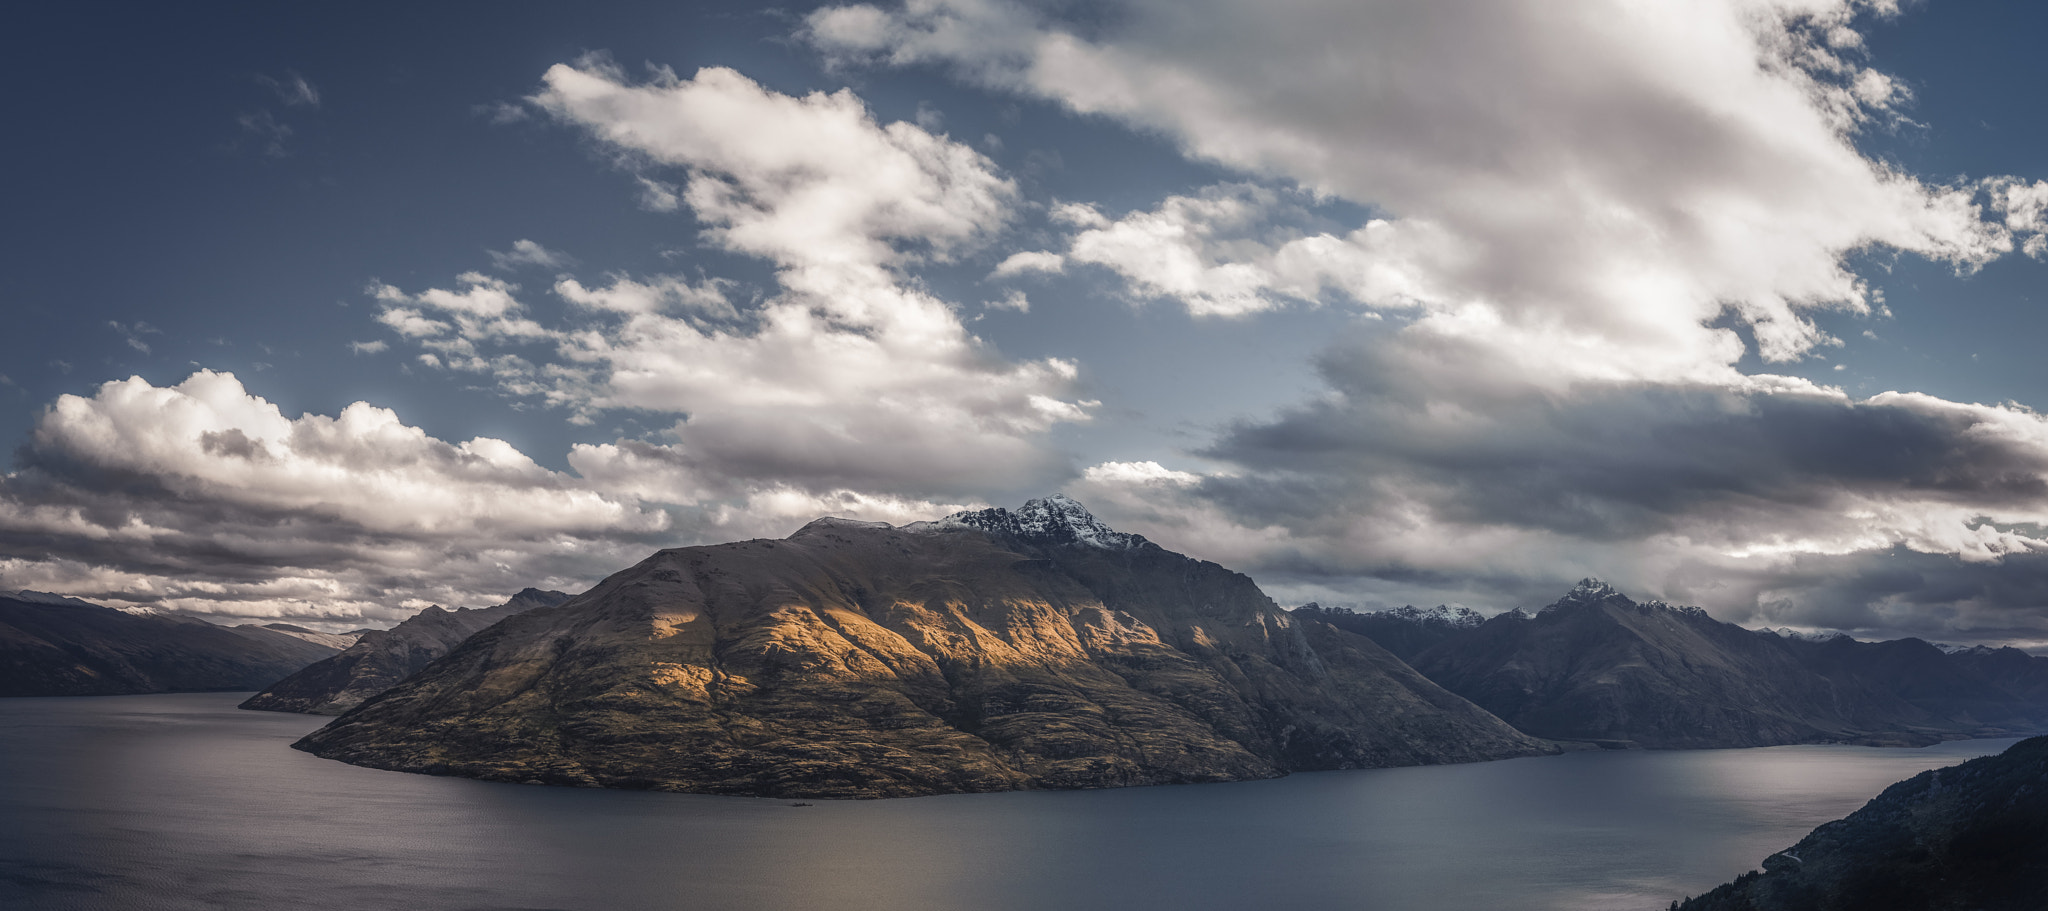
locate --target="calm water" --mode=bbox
[0,694,2021,911]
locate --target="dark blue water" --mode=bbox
[0,694,2020,911]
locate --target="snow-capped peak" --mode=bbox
[929,494,1144,549]
[1938,643,2000,656]
[1372,604,1486,628]
[1761,627,1854,644]
[1569,578,1621,599]
[1540,578,1630,614]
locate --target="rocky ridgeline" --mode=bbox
[1367,578,2048,749]
[0,593,342,696]
[1291,602,1485,661]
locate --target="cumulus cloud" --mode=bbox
[983,288,1029,312]
[812,0,2048,639]
[362,61,1095,501]
[989,249,1063,277]
[0,370,1004,626]
[810,0,2013,371]
[0,371,670,626]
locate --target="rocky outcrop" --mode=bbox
[241,588,570,715]
[1674,735,2048,910]
[1411,580,2048,749]
[0,594,341,696]
[295,497,1555,797]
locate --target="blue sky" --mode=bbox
[8,0,2048,646]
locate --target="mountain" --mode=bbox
[0,594,341,696]
[241,588,571,715]
[1292,603,1485,661]
[294,496,1555,797]
[1674,735,2048,910]
[1410,580,2048,749]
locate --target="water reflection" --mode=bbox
[0,694,2020,911]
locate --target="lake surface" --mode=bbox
[0,694,2022,911]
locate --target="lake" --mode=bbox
[0,693,2021,911]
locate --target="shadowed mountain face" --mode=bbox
[0,595,341,696]
[1408,581,2048,749]
[295,497,1555,798]
[1676,735,2048,911]
[1293,603,1485,662]
[241,588,571,715]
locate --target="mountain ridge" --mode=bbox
[1405,579,2048,749]
[0,595,341,696]
[241,588,571,715]
[293,497,1556,797]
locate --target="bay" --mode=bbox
[0,693,2021,911]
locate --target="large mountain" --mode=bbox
[295,496,1555,797]
[241,588,571,715]
[1407,580,2048,749]
[1674,735,2048,910]
[0,593,342,696]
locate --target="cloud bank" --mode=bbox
[0,371,667,624]
[815,0,2048,642]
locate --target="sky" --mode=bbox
[8,0,2048,646]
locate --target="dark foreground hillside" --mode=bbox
[1675,735,2048,911]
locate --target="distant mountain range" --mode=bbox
[0,593,344,696]
[1325,580,2048,749]
[241,588,570,715]
[1675,734,2048,910]
[1293,602,1484,661]
[293,496,1555,797]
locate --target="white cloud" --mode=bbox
[348,340,388,355]
[488,239,575,271]
[812,0,2013,374]
[1989,177,2048,260]
[258,71,321,108]
[984,288,1029,312]
[531,59,1015,272]
[990,249,1063,277]
[107,320,160,355]
[370,273,552,344]
[0,371,670,625]
[364,62,1094,507]
[554,274,734,317]
[808,0,2048,638]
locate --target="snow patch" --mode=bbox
[921,494,1143,549]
